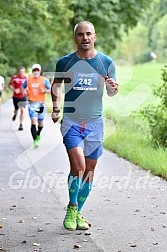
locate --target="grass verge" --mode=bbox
[103,113,167,180]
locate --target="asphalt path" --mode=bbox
[0,100,167,252]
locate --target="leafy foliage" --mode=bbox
[0,0,72,74]
[140,66,167,148]
[69,0,151,53]
[111,0,167,64]
[151,14,167,62]
[0,0,152,75]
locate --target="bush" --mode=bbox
[140,66,167,148]
[135,51,152,64]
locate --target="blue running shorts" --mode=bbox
[60,116,104,160]
[28,102,45,121]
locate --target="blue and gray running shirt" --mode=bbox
[55,51,116,121]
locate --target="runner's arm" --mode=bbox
[21,79,28,96]
[106,61,118,96]
[51,78,63,123]
[8,78,14,91]
[41,78,51,94]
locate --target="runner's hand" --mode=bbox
[105,76,118,94]
[40,88,45,93]
[51,108,60,123]
[14,88,20,94]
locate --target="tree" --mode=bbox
[0,0,152,75]
[112,23,150,64]
[151,14,167,62]
[69,0,152,53]
[0,0,73,74]
[143,0,167,50]
[109,0,167,63]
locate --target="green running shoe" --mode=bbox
[34,135,41,148]
[76,211,90,230]
[63,205,77,230]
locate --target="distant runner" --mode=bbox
[22,64,51,148]
[8,67,27,130]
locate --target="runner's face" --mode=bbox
[18,68,25,77]
[32,69,40,78]
[74,24,96,51]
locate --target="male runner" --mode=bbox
[51,21,118,230]
[0,75,5,104]
[22,64,51,148]
[8,67,27,130]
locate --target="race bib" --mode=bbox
[31,83,40,96]
[31,83,40,88]
[73,72,98,90]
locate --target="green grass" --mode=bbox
[103,117,167,178]
[103,61,167,179]
[117,61,164,91]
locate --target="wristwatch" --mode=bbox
[52,107,60,113]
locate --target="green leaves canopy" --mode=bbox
[0,0,73,74]
[0,0,151,75]
[70,0,151,52]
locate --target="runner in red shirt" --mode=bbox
[8,67,27,130]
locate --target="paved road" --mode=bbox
[0,100,167,252]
